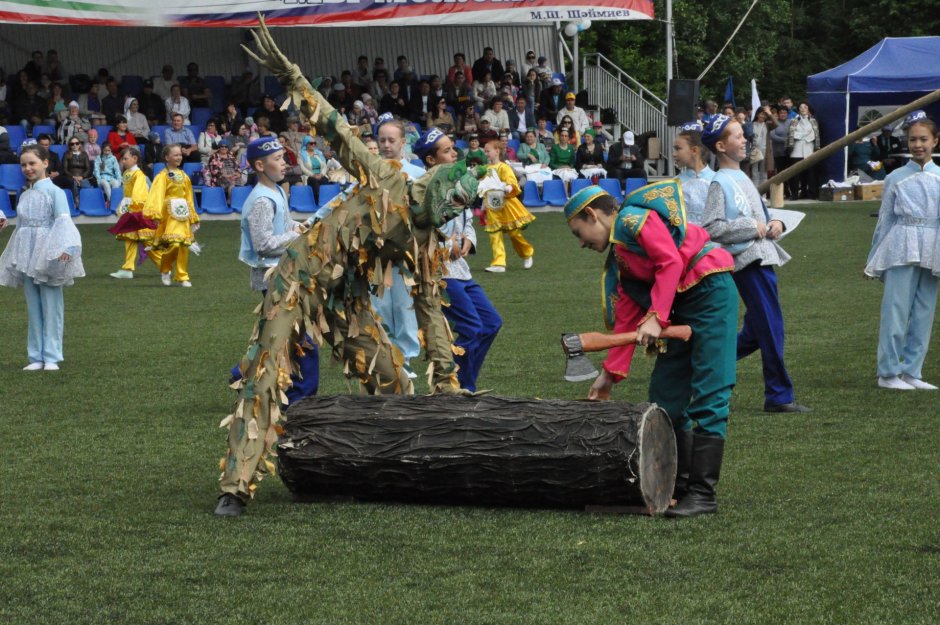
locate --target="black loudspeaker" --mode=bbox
[667,79,700,126]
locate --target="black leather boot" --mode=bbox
[666,435,724,518]
[672,429,693,502]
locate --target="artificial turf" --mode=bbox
[0,203,937,624]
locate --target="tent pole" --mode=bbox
[843,91,851,180]
[759,87,940,197]
[666,0,673,86]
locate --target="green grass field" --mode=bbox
[1,203,938,625]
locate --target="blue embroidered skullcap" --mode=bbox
[678,121,704,133]
[413,127,446,159]
[903,110,929,129]
[374,112,396,135]
[246,137,283,160]
[564,185,610,222]
[701,114,732,151]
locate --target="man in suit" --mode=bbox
[507,96,535,140]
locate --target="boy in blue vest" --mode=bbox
[233,137,319,403]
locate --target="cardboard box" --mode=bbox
[854,183,884,201]
[819,186,856,202]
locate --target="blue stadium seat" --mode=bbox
[49,145,67,161]
[191,108,214,130]
[264,76,285,98]
[541,179,568,206]
[182,163,203,179]
[153,163,167,177]
[185,125,198,139]
[121,75,144,96]
[152,125,170,140]
[599,177,624,202]
[110,186,124,212]
[5,126,26,150]
[0,191,14,218]
[0,164,25,192]
[93,125,111,144]
[521,180,546,208]
[31,124,56,138]
[624,177,648,197]
[316,183,341,208]
[199,186,231,214]
[230,186,251,213]
[78,187,110,217]
[203,75,227,112]
[454,139,468,150]
[288,184,317,213]
[507,139,520,152]
[569,178,591,196]
[64,190,79,217]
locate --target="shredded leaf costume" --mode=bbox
[219,17,481,501]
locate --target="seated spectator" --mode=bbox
[124,98,150,145]
[499,73,519,102]
[153,64,176,100]
[35,135,64,188]
[282,116,306,155]
[371,70,390,102]
[93,67,111,101]
[279,132,303,188]
[408,80,435,125]
[398,68,418,104]
[429,75,445,102]
[163,113,199,163]
[393,55,413,82]
[848,135,886,181]
[429,98,456,134]
[219,102,243,135]
[353,55,372,94]
[372,57,387,81]
[465,133,485,167]
[12,81,47,133]
[165,84,191,124]
[445,71,472,110]
[477,118,498,144]
[540,78,564,120]
[507,96,535,140]
[457,102,479,139]
[499,130,516,161]
[142,130,162,178]
[379,81,408,118]
[57,101,91,145]
[481,98,510,132]
[179,62,211,109]
[557,92,590,136]
[257,93,286,133]
[549,129,577,183]
[339,71,360,99]
[254,117,276,140]
[605,130,645,181]
[535,56,554,87]
[472,71,497,110]
[329,82,354,114]
[94,142,121,204]
[575,130,606,181]
[23,50,44,84]
[63,136,94,203]
[48,82,67,121]
[448,53,473,86]
[101,79,124,124]
[107,115,138,153]
[521,69,542,113]
[535,117,554,147]
[504,59,520,87]
[0,129,18,165]
[229,70,259,115]
[198,119,221,166]
[227,121,249,160]
[517,128,551,187]
[554,115,579,147]
[472,47,505,83]
[44,49,68,84]
[522,50,538,78]
[204,139,240,201]
[84,128,101,164]
[360,94,379,126]
[347,100,371,129]
[137,79,166,126]
[299,136,326,202]
[0,74,8,121]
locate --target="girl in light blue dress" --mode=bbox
[673,121,715,225]
[0,144,84,370]
[865,111,940,390]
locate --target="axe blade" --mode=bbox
[561,333,599,382]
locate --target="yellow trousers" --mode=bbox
[488,229,534,267]
[160,243,191,282]
[121,241,163,272]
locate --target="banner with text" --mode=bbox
[0,0,654,27]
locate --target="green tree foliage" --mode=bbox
[580,0,940,105]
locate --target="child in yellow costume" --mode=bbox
[481,137,535,273]
[145,144,199,287]
[109,146,162,279]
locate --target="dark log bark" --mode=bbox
[277,394,677,514]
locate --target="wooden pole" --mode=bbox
[758,88,940,196]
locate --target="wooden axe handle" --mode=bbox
[578,325,693,353]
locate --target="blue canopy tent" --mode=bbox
[807,36,940,182]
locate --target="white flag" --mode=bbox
[751,79,761,120]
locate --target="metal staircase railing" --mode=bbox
[582,53,673,175]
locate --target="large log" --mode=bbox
[277,394,677,514]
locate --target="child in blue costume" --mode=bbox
[235,137,318,402]
[0,143,85,371]
[672,121,715,225]
[700,114,811,414]
[415,127,502,392]
[565,183,738,517]
[865,111,940,391]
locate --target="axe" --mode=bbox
[560,326,694,382]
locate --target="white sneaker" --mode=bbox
[43,363,60,371]
[484,265,506,273]
[523,256,534,269]
[161,272,172,286]
[23,362,43,371]
[877,375,915,390]
[110,270,134,279]
[900,374,938,390]
[180,281,192,288]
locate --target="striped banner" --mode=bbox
[0,0,654,27]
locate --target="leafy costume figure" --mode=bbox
[215,17,481,517]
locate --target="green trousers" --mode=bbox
[648,271,738,439]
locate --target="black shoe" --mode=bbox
[764,401,812,413]
[666,435,724,518]
[214,493,245,517]
[672,429,693,502]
